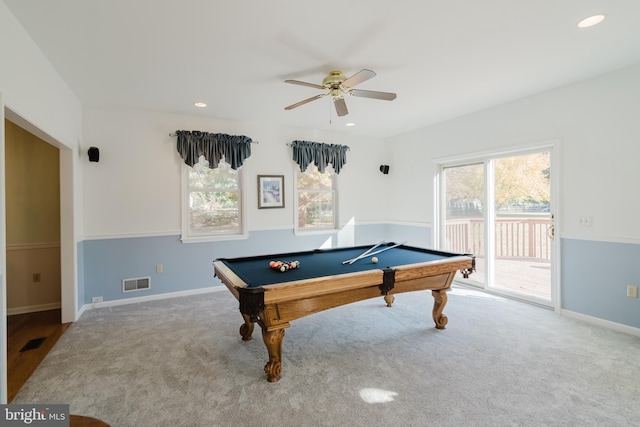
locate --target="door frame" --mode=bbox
[1,92,7,404]
[4,109,77,324]
[1,103,78,403]
[434,140,561,312]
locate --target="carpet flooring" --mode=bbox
[13,286,640,426]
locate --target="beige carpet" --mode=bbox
[13,286,640,426]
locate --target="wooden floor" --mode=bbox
[6,309,70,402]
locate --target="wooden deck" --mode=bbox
[446,216,553,301]
[467,257,551,301]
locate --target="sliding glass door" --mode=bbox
[442,162,487,285]
[439,148,554,306]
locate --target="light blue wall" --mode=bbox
[81,224,430,304]
[82,227,640,331]
[82,232,327,303]
[77,240,85,308]
[562,238,640,328]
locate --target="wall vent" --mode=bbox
[122,276,151,293]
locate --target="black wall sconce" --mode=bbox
[379,165,390,175]
[88,147,100,162]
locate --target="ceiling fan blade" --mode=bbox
[341,69,376,88]
[284,94,327,110]
[350,89,397,101]
[334,97,349,116]
[284,79,325,90]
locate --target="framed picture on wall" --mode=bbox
[258,175,285,209]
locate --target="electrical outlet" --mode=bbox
[92,296,103,303]
[578,216,593,227]
[156,264,163,273]
[627,285,638,298]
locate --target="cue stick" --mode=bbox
[342,241,385,265]
[344,241,385,264]
[344,241,406,264]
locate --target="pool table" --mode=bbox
[213,243,474,382]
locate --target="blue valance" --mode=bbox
[175,130,252,170]
[291,140,350,174]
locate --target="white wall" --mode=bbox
[386,62,640,242]
[82,106,389,238]
[382,62,640,329]
[0,3,81,147]
[0,0,83,403]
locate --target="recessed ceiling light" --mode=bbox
[346,123,355,127]
[578,14,605,29]
[193,102,207,108]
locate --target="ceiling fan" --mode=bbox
[284,69,396,117]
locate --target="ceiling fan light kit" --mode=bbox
[285,69,396,117]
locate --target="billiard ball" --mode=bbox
[371,257,378,263]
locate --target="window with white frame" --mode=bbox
[295,164,337,229]
[183,160,245,240]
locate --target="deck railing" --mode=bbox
[446,217,551,259]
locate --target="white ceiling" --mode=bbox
[5,0,640,138]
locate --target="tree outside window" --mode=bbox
[296,164,336,229]
[186,160,242,236]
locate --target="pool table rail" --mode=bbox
[393,255,475,282]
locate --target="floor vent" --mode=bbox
[20,337,46,352]
[122,276,151,293]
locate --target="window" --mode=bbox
[182,160,246,241]
[295,164,337,230]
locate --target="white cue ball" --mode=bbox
[371,257,378,264]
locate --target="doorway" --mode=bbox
[4,118,66,401]
[437,146,556,307]
[2,105,77,403]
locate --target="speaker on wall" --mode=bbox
[88,147,100,162]
[379,165,390,174]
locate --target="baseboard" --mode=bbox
[7,302,61,316]
[561,309,640,337]
[79,286,227,314]
[454,284,640,337]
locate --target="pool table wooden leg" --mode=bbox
[239,314,255,341]
[383,294,395,307]
[260,325,286,382]
[431,289,449,329]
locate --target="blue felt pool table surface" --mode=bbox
[217,243,462,288]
